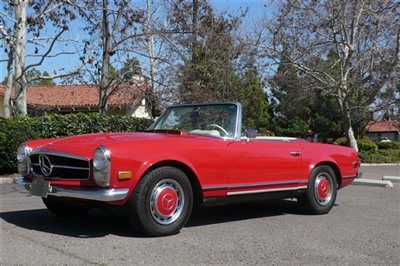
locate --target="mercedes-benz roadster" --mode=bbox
[17,103,361,236]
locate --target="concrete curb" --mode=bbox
[0,177,16,185]
[361,163,400,166]
[351,178,394,188]
[382,176,400,183]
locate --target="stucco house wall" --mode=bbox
[367,132,400,142]
[126,99,151,119]
[365,120,400,142]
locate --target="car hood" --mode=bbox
[33,132,186,158]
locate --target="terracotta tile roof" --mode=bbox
[366,120,400,133]
[0,84,145,109]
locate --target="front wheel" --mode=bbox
[126,166,193,236]
[298,165,337,214]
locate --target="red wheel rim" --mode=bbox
[317,178,331,200]
[156,187,178,216]
[150,179,185,225]
[314,173,333,206]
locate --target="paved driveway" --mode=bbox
[360,165,400,180]
[1,166,399,265]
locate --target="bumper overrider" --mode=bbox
[15,178,129,202]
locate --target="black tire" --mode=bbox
[42,197,90,216]
[299,165,337,214]
[126,166,193,236]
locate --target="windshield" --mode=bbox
[150,104,239,138]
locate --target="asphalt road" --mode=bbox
[1,166,399,265]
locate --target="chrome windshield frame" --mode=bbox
[147,102,243,141]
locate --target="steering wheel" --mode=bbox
[207,124,229,137]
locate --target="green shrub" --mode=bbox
[356,139,378,152]
[0,113,152,175]
[359,149,400,163]
[376,141,400,150]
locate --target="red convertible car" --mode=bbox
[17,103,361,236]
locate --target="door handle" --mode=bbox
[290,151,302,156]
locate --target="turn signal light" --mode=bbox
[118,171,132,180]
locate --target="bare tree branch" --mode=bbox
[25,29,66,71]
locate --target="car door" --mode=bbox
[227,139,306,195]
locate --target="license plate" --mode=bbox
[30,178,51,198]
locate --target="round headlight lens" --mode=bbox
[17,144,31,175]
[17,145,27,163]
[93,148,107,170]
[93,146,111,187]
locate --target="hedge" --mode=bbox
[356,139,378,152]
[325,137,400,163]
[359,149,400,164]
[376,141,400,150]
[0,113,152,175]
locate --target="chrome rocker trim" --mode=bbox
[15,178,129,202]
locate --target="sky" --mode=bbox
[0,0,276,82]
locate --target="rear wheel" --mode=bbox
[42,197,90,216]
[299,165,337,214]
[126,166,193,236]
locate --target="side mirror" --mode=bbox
[245,129,258,138]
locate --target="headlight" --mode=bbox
[17,144,31,175]
[93,146,110,187]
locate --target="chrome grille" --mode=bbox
[30,151,90,180]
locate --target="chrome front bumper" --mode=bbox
[15,178,129,202]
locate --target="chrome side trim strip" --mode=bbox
[203,180,308,192]
[227,186,308,196]
[203,185,228,192]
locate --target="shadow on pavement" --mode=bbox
[0,199,306,238]
[0,208,141,238]
[187,199,305,227]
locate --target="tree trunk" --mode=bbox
[191,0,198,63]
[14,0,28,115]
[347,124,358,152]
[3,49,14,119]
[145,0,157,118]
[339,96,359,152]
[148,41,156,117]
[98,88,108,115]
[99,0,111,115]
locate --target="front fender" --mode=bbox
[134,155,202,187]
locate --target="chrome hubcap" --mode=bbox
[314,173,333,206]
[150,179,184,225]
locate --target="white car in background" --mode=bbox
[380,137,391,143]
